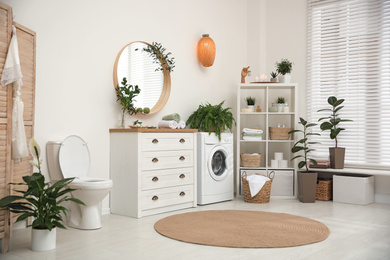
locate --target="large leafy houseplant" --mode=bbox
[275,58,293,75]
[0,138,85,231]
[186,101,236,141]
[317,96,352,148]
[288,118,321,203]
[115,77,141,127]
[317,96,353,168]
[289,117,321,172]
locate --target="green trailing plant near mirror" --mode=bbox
[317,96,353,148]
[288,117,321,172]
[140,42,175,72]
[186,101,236,141]
[0,138,85,231]
[115,77,141,127]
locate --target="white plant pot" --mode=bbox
[277,103,284,112]
[31,228,56,251]
[278,74,291,83]
[247,105,255,112]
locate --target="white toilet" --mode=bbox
[46,135,113,230]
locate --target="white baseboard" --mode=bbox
[375,193,390,204]
[102,207,111,215]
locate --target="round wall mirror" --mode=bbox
[113,41,171,115]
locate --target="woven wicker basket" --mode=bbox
[269,127,291,140]
[242,171,274,203]
[316,179,333,201]
[240,153,261,167]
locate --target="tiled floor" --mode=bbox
[2,198,390,260]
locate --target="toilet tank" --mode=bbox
[46,141,64,182]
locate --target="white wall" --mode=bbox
[3,0,247,212]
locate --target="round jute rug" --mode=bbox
[154,210,330,248]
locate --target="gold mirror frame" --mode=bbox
[113,41,171,115]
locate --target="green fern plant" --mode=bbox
[186,101,236,141]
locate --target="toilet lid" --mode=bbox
[59,135,90,179]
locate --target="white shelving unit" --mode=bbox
[236,83,298,197]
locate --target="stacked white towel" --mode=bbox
[246,174,270,197]
[158,120,178,129]
[242,128,263,141]
[158,120,186,129]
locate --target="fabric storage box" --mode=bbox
[270,170,294,196]
[333,174,374,205]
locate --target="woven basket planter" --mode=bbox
[316,179,333,201]
[269,127,291,140]
[242,171,274,203]
[240,153,261,167]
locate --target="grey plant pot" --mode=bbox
[329,147,345,169]
[297,171,318,203]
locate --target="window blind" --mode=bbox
[307,0,390,169]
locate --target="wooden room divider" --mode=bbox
[0,2,36,253]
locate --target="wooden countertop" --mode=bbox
[109,128,198,133]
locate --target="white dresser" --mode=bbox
[109,128,198,218]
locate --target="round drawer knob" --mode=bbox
[179,156,185,161]
[179,192,185,196]
[152,196,159,201]
[179,174,185,179]
[152,177,159,182]
[152,139,159,144]
[152,158,158,163]
[179,138,185,143]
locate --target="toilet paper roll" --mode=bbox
[271,160,279,168]
[274,152,283,161]
[279,160,288,168]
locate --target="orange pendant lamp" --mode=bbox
[197,34,216,67]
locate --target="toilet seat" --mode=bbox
[71,178,113,190]
[59,135,90,179]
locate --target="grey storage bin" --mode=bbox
[333,174,374,205]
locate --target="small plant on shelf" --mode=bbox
[275,58,293,75]
[246,96,256,106]
[270,71,278,78]
[277,97,286,104]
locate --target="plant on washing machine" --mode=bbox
[186,101,236,141]
[0,137,85,251]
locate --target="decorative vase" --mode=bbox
[329,147,345,169]
[278,74,291,83]
[298,171,318,203]
[121,110,125,128]
[31,227,56,251]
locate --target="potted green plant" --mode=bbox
[270,71,278,82]
[186,101,236,141]
[115,77,141,127]
[289,117,321,203]
[246,96,256,112]
[0,138,85,251]
[317,96,353,169]
[276,97,286,112]
[275,58,293,83]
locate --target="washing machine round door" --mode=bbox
[207,146,229,181]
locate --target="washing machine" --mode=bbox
[197,132,234,205]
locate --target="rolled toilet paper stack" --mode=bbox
[270,152,288,168]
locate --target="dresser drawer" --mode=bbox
[142,168,194,190]
[141,150,194,170]
[141,185,194,210]
[140,133,194,151]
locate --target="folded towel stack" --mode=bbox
[246,174,270,197]
[242,128,263,141]
[309,160,330,168]
[159,114,186,129]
